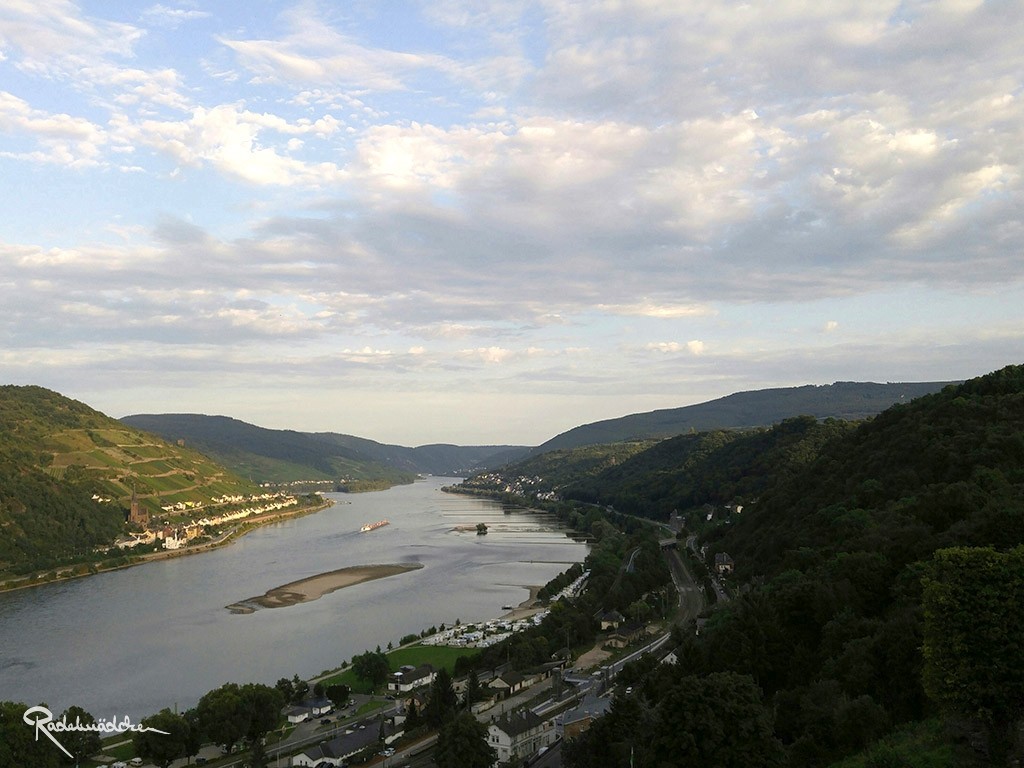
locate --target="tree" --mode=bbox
[196,683,247,754]
[405,699,422,730]
[181,708,203,765]
[275,677,294,703]
[922,546,1024,764]
[352,650,391,691]
[434,711,496,768]
[291,673,309,703]
[134,708,190,768]
[644,672,784,768]
[57,705,101,765]
[239,683,284,745]
[248,737,269,768]
[0,701,64,768]
[462,668,483,708]
[424,668,459,727]
[325,684,350,709]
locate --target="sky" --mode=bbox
[1,0,1022,446]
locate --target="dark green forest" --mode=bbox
[466,365,1024,767]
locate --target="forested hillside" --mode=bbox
[562,416,856,517]
[0,386,261,578]
[721,369,1024,578]
[561,365,1024,767]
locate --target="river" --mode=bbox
[0,477,587,719]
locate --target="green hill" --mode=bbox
[535,380,952,452]
[560,415,857,517]
[456,416,857,519]
[0,386,262,577]
[121,413,529,484]
[460,365,1024,767]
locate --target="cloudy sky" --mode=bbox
[1,1,1021,446]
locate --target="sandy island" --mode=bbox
[227,563,423,614]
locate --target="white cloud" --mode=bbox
[141,4,211,29]
[0,90,105,166]
[127,105,347,186]
[463,346,514,364]
[598,301,715,319]
[0,0,143,66]
[218,7,470,93]
[643,340,705,355]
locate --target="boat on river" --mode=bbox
[359,520,389,533]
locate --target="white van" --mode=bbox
[130,759,144,767]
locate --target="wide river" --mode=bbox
[0,477,588,719]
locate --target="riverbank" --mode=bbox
[0,498,336,595]
[499,585,545,621]
[226,563,425,613]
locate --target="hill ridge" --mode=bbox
[534,379,955,452]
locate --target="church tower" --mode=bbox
[128,485,149,527]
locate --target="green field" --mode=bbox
[322,644,480,694]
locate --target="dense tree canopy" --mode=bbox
[0,701,64,768]
[923,546,1024,764]
[134,708,190,768]
[434,712,496,768]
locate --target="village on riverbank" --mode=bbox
[0,493,334,594]
[74,502,718,768]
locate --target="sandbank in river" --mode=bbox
[226,562,423,613]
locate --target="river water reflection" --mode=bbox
[0,477,587,719]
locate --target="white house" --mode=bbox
[387,664,436,693]
[299,697,333,717]
[487,710,555,765]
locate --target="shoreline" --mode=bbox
[498,585,545,621]
[226,562,425,613]
[0,498,336,595]
[309,582,548,685]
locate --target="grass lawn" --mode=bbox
[321,645,481,694]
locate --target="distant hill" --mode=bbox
[120,413,530,483]
[0,386,261,577]
[534,380,954,453]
